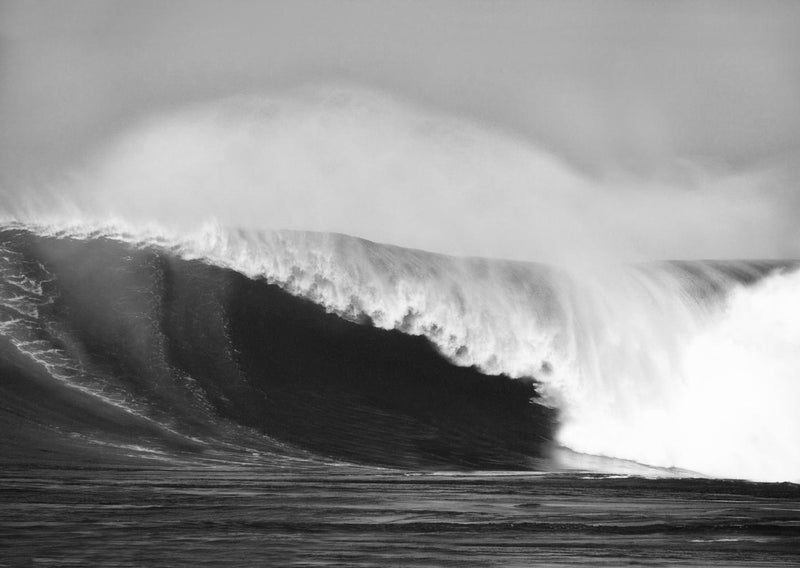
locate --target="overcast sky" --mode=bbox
[1,1,799,260]
[3,0,799,177]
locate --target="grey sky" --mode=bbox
[1,1,799,260]
[3,0,799,180]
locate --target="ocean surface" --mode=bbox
[1,224,799,565]
[3,464,800,567]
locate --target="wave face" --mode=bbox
[1,222,798,481]
[0,226,556,470]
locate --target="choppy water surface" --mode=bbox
[2,464,799,567]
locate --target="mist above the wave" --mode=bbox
[16,88,800,263]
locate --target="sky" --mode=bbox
[1,0,799,261]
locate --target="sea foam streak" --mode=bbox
[6,219,799,482]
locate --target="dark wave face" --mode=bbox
[0,228,556,470]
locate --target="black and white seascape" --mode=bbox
[1,2,800,566]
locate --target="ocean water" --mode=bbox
[3,465,799,566]
[1,224,799,565]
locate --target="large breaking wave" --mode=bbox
[1,221,798,482]
[2,89,799,482]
